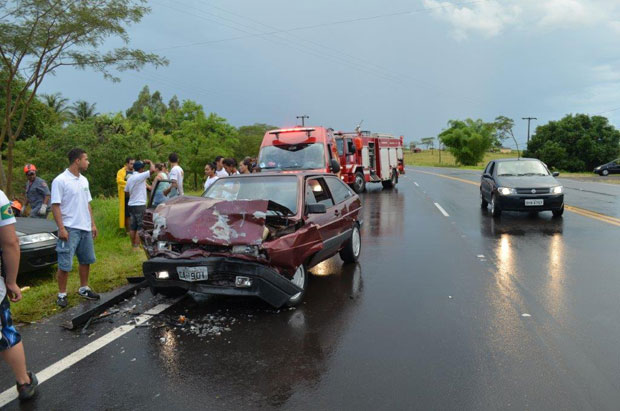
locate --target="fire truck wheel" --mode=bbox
[340,225,361,263]
[352,172,366,193]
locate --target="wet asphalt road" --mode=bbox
[2,166,619,410]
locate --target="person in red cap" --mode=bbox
[23,164,50,219]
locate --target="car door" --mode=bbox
[611,160,620,174]
[324,176,356,247]
[481,162,494,200]
[304,177,341,260]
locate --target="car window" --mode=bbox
[325,176,353,204]
[484,162,492,174]
[306,178,334,207]
[488,162,495,175]
[347,140,356,154]
[496,160,549,176]
[336,139,344,156]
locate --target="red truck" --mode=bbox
[334,130,405,193]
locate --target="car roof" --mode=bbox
[491,158,541,163]
[221,171,335,180]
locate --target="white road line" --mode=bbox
[0,302,176,407]
[414,182,419,187]
[434,202,450,217]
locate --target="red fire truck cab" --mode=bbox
[258,127,341,174]
[334,131,405,193]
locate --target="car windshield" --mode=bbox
[258,143,325,170]
[496,160,549,176]
[203,176,298,215]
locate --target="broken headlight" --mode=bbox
[157,241,172,251]
[231,245,259,256]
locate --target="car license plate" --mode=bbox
[525,199,544,206]
[177,266,208,282]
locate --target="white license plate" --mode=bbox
[177,266,209,282]
[525,199,544,206]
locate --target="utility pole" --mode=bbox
[296,115,309,126]
[522,117,537,143]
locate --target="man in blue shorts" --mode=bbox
[51,148,99,308]
[0,189,38,401]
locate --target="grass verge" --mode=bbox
[12,196,145,323]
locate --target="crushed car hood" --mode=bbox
[152,197,270,246]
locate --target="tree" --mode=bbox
[236,123,275,159]
[40,92,70,120]
[421,137,435,150]
[0,0,168,195]
[493,116,515,149]
[126,85,167,119]
[69,100,98,122]
[524,114,620,171]
[439,119,495,165]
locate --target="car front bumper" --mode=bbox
[496,194,564,212]
[19,240,57,273]
[143,256,302,308]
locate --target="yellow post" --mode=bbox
[116,167,127,229]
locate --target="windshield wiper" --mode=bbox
[521,173,546,176]
[498,173,515,176]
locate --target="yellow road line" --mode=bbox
[409,169,620,227]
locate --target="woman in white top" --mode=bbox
[203,162,219,192]
[151,163,170,207]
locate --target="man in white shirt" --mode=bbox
[214,156,228,178]
[203,162,219,192]
[125,160,156,249]
[0,189,38,401]
[51,148,99,308]
[163,152,184,198]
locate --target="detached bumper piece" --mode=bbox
[497,194,564,212]
[143,257,302,308]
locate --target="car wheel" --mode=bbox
[552,205,564,218]
[480,191,488,209]
[155,287,188,297]
[602,169,609,176]
[353,172,366,193]
[286,265,308,307]
[340,224,361,263]
[491,194,501,218]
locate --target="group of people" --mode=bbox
[2,148,100,401]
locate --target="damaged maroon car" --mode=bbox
[140,172,362,307]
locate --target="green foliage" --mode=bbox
[524,114,620,171]
[439,119,495,165]
[493,115,515,148]
[235,123,275,158]
[69,100,98,122]
[421,137,435,149]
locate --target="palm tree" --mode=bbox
[69,100,98,121]
[40,92,71,122]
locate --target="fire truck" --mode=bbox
[334,130,405,193]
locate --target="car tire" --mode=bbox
[552,205,564,218]
[352,172,366,193]
[480,191,488,209]
[382,170,397,189]
[286,265,308,307]
[491,194,501,218]
[602,169,609,176]
[340,224,361,263]
[155,287,188,297]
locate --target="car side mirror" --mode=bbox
[552,172,560,177]
[330,158,341,173]
[483,173,491,179]
[306,203,327,214]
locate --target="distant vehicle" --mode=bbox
[411,147,422,153]
[140,172,362,307]
[257,127,341,174]
[593,159,620,176]
[15,217,58,273]
[334,130,405,193]
[480,158,564,218]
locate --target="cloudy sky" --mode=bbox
[39,0,620,147]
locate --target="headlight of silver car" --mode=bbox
[497,187,516,195]
[18,232,56,246]
[551,186,563,194]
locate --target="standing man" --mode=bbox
[23,164,50,218]
[51,148,99,308]
[116,157,134,230]
[163,153,184,198]
[214,156,229,178]
[0,189,38,401]
[125,160,155,249]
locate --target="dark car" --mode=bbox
[140,172,363,307]
[15,217,58,273]
[593,159,620,176]
[480,158,564,218]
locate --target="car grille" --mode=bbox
[516,188,550,194]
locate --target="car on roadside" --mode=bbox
[593,159,620,176]
[140,172,363,307]
[15,217,58,273]
[480,158,564,218]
